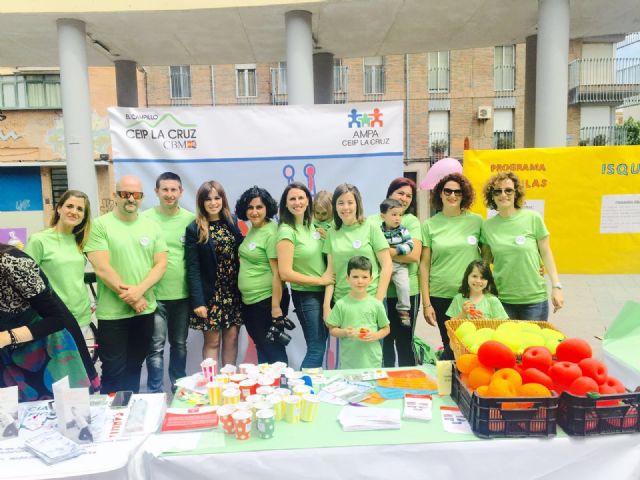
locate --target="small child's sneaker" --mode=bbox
[398,311,411,327]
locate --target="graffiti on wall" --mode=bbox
[45,111,111,157]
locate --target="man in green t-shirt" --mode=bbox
[142,172,195,393]
[85,175,168,394]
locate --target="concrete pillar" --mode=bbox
[56,19,99,215]
[524,35,537,148]
[313,52,334,104]
[285,10,314,105]
[535,0,570,147]
[115,60,139,107]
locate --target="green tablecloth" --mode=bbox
[165,366,483,456]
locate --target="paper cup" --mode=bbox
[223,389,241,405]
[218,405,237,434]
[220,364,237,375]
[245,394,265,405]
[285,371,303,380]
[267,394,285,421]
[238,363,254,374]
[256,386,275,396]
[257,375,278,388]
[300,393,319,422]
[215,374,229,384]
[292,385,312,397]
[284,395,301,424]
[232,410,252,440]
[274,387,291,397]
[236,402,254,421]
[207,381,222,406]
[230,373,247,384]
[256,409,275,439]
[200,358,217,382]
[288,378,305,388]
[239,379,257,400]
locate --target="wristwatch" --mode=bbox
[552,283,563,289]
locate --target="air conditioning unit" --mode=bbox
[478,106,492,120]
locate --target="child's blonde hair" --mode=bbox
[314,190,333,217]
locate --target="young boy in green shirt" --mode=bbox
[326,256,390,369]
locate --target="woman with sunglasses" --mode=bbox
[419,173,482,360]
[480,172,563,320]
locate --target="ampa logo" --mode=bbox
[347,108,383,128]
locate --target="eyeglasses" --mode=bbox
[442,188,463,197]
[492,188,515,197]
[116,191,144,200]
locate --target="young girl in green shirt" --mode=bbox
[446,260,508,320]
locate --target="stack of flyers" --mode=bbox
[24,430,84,465]
[0,386,19,439]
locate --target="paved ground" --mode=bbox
[414,274,640,360]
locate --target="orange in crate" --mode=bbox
[457,354,480,374]
[468,366,494,390]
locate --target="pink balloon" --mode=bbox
[419,157,463,190]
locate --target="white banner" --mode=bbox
[108,103,404,370]
[108,103,404,215]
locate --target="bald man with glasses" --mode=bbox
[85,175,168,394]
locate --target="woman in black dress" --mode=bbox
[185,180,243,364]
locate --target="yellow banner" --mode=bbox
[463,146,640,274]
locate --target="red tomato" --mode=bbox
[521,346,553,371]
[477,341,516,370]
[578,358,608,385]
[548,361,582,391]
[521,368,554,391]
[555,338,592,363]
[568,376,600,396]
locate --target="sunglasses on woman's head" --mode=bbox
[492,188,515,197]
[442,188,463,197]
[116,191,144,200]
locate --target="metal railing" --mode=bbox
[494,65,516,93]
[568,58,640,104]
[428,132,449,162]
[333,65,349,104]
[579,126,628,146]
[364,65,385,96]
[493,130,515,149]
[169,69,191,100]
[617,32,640,50]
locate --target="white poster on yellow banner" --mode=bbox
[463,146,640,274]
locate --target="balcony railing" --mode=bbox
[493,130,515,149]
[333,65,349,104]
[579,126,628,146]
[428,132,449,163]
[568,58,640,105]
[494,65,516,95]
[270,66,350,105]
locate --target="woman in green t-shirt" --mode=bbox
[419,174,482,360]
[24,189,99,390]
[380,177,423,367]
[480,172,564,320]
[323,184,392,319]
[277,182,333,368]
[235,186,288,364]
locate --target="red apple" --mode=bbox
[521,368,554,390]
[602,376,625,393]
[568,376,600,396]
[478,341,516,369]
[556,338,592,363]
[578,358,608,385]
[597,383,622,407]
[548,361,582,391]
[521,346,553,371]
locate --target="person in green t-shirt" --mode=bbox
[323,183,392,321]
[419,173,482,360]
[312,190,334,239]
[142,172,195,393]
[235,185,288,364]
[378,177,423,368]
[24,189,99,391]
[445,260,509,320]
[480,172,564,321]
[326,256,390,369]
[85,175,168,394]
[277,182,333,369]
